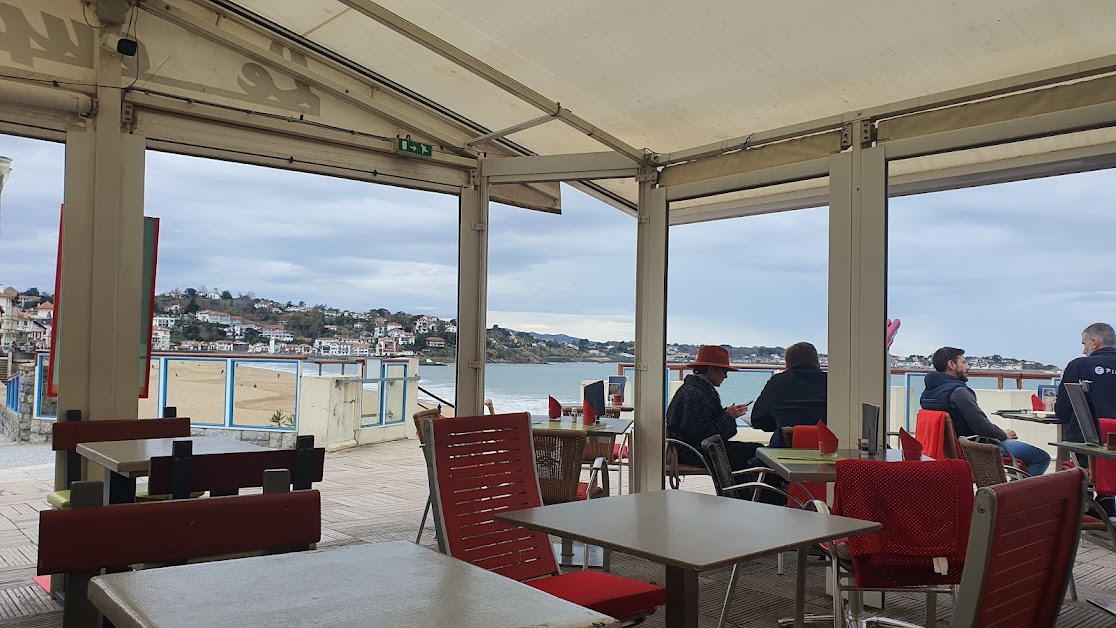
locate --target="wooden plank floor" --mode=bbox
[1,438,1113,627]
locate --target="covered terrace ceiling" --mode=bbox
[188,1,1116,214]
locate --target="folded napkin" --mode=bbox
[548,395,562,420]
[1031,393,1044,411]
[898,427,923,457]
[817,420,838,449]
[582,397,598,424]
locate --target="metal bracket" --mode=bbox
[860,122,876,148]
[468,169,479,187]
[634,363,648,372]
[634,169,659,184]
[840,123,854,150]
[637,215,651,224]
[469,222,486,232]
[120,102,134,126]
[467,361,482,369]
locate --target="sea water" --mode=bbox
[415,362,1049,418]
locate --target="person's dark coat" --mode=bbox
[749,364,827,446]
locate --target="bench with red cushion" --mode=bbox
[147,435,325,498]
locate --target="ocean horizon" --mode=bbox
[411,362,1055,418]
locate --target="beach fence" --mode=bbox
[27,353,420,449]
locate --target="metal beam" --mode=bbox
[146,1,474,154]
[661,52,1116,165]
[336,0,647,162]
[455,178,489,417]
[126,90,476,169]
[482,151,639,183]
[884,101,1116,161]
[467,114,557,147]
[631,172,668,493]
[664,157,830,202]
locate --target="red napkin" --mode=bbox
[548,396,562,419]
[816,420,838,454]
[1031,394,1044,411]
[898,428,923,460]
[582,397,598,425]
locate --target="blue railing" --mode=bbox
[4,374,18,414]
[32,353,414,431]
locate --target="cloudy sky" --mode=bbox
[1,132,1113,366]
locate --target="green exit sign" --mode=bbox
[395,135,433,158]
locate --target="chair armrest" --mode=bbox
[722,481,807,508]
[586,456,610,498]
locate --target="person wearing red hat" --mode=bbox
[666,345,760,471]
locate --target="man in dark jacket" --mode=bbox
[1055,322,1116,445]
[750,342,828,446]
[665,345,756,470]
[921,347,1050,476]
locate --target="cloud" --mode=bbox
[3,132,1116,366]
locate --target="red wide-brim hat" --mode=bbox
[686,345,738,371]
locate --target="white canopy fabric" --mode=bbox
[228,0,1116,210]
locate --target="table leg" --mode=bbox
[665,565,699,628]
[794,548,806,628]
[103,469,136,505]
[1055,424,1069,469]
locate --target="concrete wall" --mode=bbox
[0,362,52,444]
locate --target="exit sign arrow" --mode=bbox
[395,135,433,158]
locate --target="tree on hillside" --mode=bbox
[23,287,39,296]
[244,328,264,345]
[185,297,199,315]
[185,288,197,298]
[287,310,326,340]
[220,290,233,300]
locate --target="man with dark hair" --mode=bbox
[750,341,828,446]
[921,347,1050,475]
[1055,323,1116,445]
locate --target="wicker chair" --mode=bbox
[533,428,611,570]
[413,406,443,544]
[533,429,590,505]
[957,437,1013,488]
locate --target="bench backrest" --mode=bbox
[37,489,321,575]
[51,416,191,452]
[52,415,191,488]
[147,445,326,496]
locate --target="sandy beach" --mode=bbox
[138,361,381,427]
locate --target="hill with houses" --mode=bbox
[1,283,1059,369]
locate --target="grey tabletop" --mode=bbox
[994,410,1061,424]
[89,541,619,628]
[756,448,931,483]
[495,490,880,572]
[532,417,633,435]
[77,436,267,478]
[1050,441,1116,461]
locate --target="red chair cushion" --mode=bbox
[612,443,629,460]
[790,425,825,506]
[526,570,666,621]
[1096,419,1116,496]
[914,409,950,460]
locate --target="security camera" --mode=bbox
[101,33,138,57]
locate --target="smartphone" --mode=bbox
[741,399,755,407]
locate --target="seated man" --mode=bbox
[750,341,828,446]
[921,346,1050,476]
[665,345,759,471]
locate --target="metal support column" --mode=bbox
[455,174,489,417]
[631,171,668,493]
[57,20,145,488]
[827,122,888,445]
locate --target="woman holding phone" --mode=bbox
[665,345,764,471]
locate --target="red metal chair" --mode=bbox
[950,469,1087,627]
[426,412,665,624]
[830,459,974,627]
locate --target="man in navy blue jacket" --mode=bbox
[921,347,1050,476]
[1055,322,1116,448]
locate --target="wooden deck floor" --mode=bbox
[1,438,1114,627]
